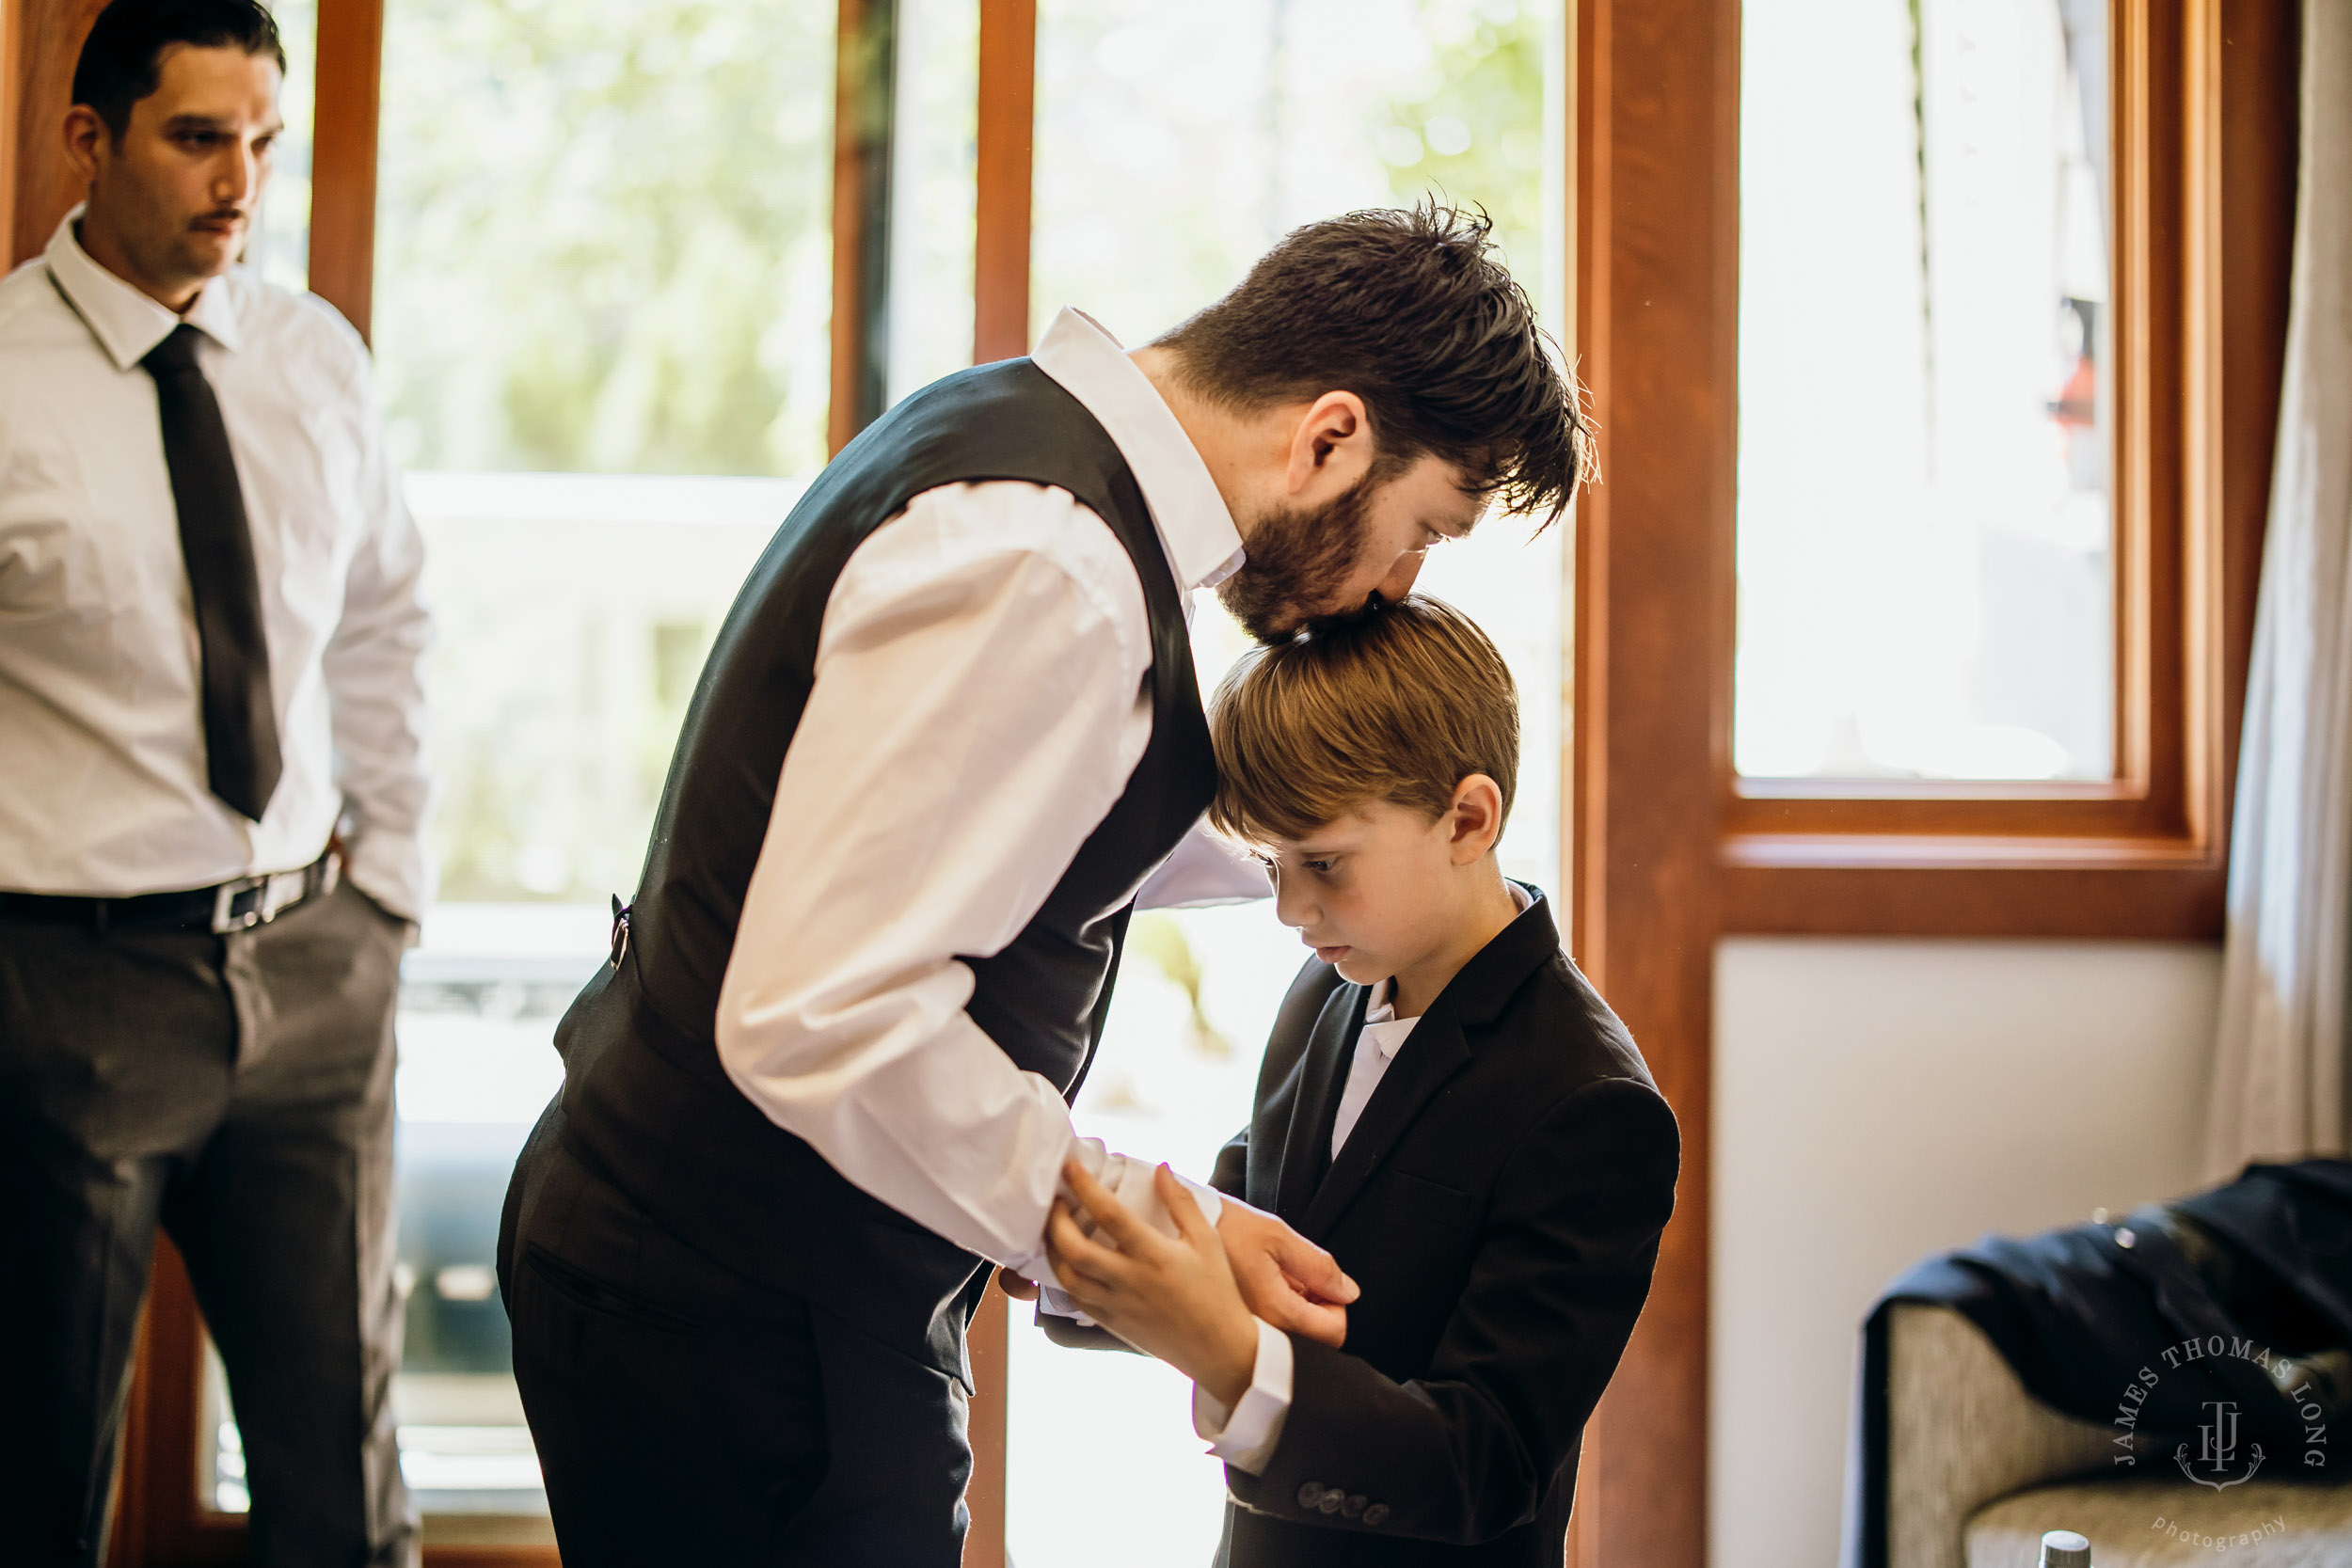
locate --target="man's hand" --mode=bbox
[1214,1194,1356,1348]
[1046,1162,1263,1406]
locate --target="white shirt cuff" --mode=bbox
[1136,822,1271,909]
[1009,1143,1225,1305]
[1191,1316,1293,1474]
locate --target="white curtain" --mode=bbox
[2203,2,2352,1180]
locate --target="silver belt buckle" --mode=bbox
[211,860,325,934]
[212,873,268,933]
[260,868,306,922]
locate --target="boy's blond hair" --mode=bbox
[1207,594,1518,844]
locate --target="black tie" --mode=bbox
[142,324,281,821]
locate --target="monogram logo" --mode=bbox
[2175,1400,2265,1491]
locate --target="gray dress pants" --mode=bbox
[0,876,418,1568]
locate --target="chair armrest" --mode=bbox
[1886,1304,2114,1568]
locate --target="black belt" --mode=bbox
[0,851,342,934]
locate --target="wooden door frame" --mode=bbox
[1562,3,1735,1563]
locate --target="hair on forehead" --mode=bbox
[72,0,285,141]
[1208,594,1519,846]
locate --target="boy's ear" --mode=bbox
[1446,774,1506,864]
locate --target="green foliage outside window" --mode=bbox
[392,0,1553,906]
[1378,0,1551,302]
[373,0,835,477]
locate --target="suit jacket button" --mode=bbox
[1296,1483,1325,1510]
[1318,1490,1344,1513]
[1363,1503,1391,1527]
[1341,1495,1367,1519]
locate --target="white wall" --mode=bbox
[1708,938,2222,1568]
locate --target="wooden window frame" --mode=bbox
[1713,1,2300,941]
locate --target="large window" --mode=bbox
[201,0,843,1541]
[376,0,839,1535]
[135,0,1573,1559]
[1737,0,2113,783]
[1712,2,2254,938]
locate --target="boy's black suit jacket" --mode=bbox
[1208,887,1679,1567]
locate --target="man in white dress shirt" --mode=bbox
[500,206,1582,1563]
[0,5,429,1565]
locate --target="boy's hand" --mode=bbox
[1214,1196,1357,1348]
[996,1267,1040,1302]
[1046,1162,1263,1406]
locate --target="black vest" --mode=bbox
[552,360,1216,1375]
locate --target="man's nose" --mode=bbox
[1375,549,1426,603]
[216,145,260,206]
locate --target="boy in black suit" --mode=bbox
[1028,594,1680,1566]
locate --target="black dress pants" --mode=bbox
[501,1117,977,1568]
[0,879,416,1568]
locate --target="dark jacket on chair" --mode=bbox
[1201,886,1679,1567]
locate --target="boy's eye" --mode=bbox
[1304,859,1337,875]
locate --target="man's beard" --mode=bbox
[1216,471,1380,642]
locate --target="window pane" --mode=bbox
[249,0,313,293]
[1014,4,1565,1562]
[1736,0,2113,782]
[373,0,835,477]
[888,0,980,405]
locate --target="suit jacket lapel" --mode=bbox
[1299,1011,1473,1240]
[1274,981,1368,1222]
[1296,884,1565,1240]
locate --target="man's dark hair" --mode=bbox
[72,0,285,141]
[1155,202,1590,528]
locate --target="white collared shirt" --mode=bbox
[711,308,1260,1275]
[1329,978,1423,1162]
[0,212,432,917]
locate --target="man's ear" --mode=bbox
[63,105,109,186]
[1446,774,1506,863]
[1283,390,1375,499]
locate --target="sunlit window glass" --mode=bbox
[1014,4,1564,1562]
[246,0,312,293]
[888,0,981,405]
[1736,0,2113,782]
[196,0,842,1531]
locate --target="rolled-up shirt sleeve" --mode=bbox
[1193,1316,1295,1473]
[713,480,1215,1270]
[1137,821,1269,910]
